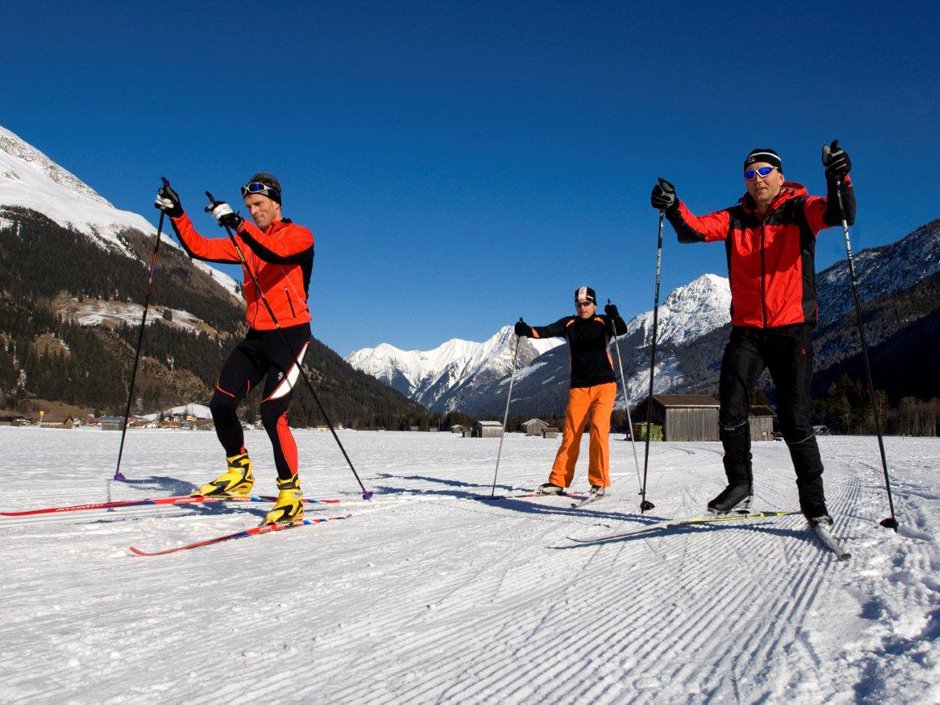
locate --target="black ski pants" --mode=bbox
[209,324,310,481]
[718,324,828,518]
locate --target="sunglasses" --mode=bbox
[744,166,778,180]
[240,181,280,199]
[576,300,594,308]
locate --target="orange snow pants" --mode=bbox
[548,381,617,489]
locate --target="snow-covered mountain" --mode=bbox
[349,217,940,416]
[0,124,238,296]
[0,125,424,423]
[347,326,563,412]
[624,273,731,347]
[348,273,731,413]
[817,219,940,325]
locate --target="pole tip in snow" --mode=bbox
[113,471,127,482]
[640,500,655,512]
[880,516,899,532]
[362,490,374,501]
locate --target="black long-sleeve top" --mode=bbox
[524,314,627,388]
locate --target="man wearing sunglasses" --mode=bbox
[514,287,627,500]
[155,173,315,525]
[649,142,855,528]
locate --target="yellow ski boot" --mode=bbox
[194,453,255,496]
[264,475,304,525]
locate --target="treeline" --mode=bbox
[0,208,243,330]
[815,374,939,436]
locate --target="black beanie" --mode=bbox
[574,286,596,304]
[744,148,783,172]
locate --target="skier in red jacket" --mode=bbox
[650,142,855,527]
[156,173,313,525]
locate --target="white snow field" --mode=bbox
[1,427,937,704]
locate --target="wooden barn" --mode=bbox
[472,420,504,438]
[521,418,549,436]
[633,395,720,442]
[749,405,777,441]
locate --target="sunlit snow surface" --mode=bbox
[0,427,937,704]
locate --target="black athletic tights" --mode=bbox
[208,324,310,481]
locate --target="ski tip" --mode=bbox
[838,553,852,561]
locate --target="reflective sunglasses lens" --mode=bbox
[745,166,776,180]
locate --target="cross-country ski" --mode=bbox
[567,510,799,543]
[129,514,352,556]
[0,492,341,518]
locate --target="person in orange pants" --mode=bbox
[549,382,618,491]
[514,286,626,499]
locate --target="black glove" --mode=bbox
[822,140,851,183]
[604,302,619,318]
[514,320,531,337]
[650,177,677,211]
[205,200,243,230]
[154,183,183,218]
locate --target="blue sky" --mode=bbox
[6,1,939,356]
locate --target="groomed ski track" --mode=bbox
[1,427,936,704]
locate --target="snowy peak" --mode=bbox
[0,124,156,256]
[0,125,110,207]
[347,326,563,411]
[0,124,240,298]
[347,274,731,413]
[624,273,731,347]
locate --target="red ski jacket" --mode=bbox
[170,213,314,331]
[665,179,855,328]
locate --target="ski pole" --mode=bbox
[489,321,521,498]
[834,181,897,531]
[607,300,642,492]
[207,192,373,501]
[639,211,665,512]
[114,177,170,482]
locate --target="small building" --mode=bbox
[633,395,720,442]
[450,424,466,435]
[542,426,560,439]
[521,418,549,436]
[100,415,125,431]
[749,405,777,441]
[472,420,504,438]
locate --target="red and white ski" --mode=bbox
[129,514,352,556]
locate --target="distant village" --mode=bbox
[0,395,828,442]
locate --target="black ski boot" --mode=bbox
[707,483,752,514]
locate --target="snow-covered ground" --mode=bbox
[1,427,937,704]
